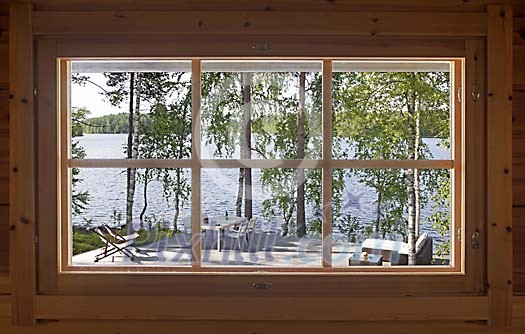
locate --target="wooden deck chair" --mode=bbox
[102,224,141,253]
[93,226,136,262]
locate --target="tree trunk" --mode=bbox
[296,72,307,237]
[139,169,149,228]
[282,181,296,237]
[406,77,418,266]
[125,73,135,234]
[375,177,382,238]
[414,102,421,238]
[173,103,190,231]
[242,73,253,219]
[236,169,244,217]
[173,168,182,231]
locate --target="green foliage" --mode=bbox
[72,229,104,255]
[82,113,136,134]
[110,208,123,226]
[336,214,373,243]
[72,67,453,257]
[428,170,451,257]
[71,108,90,216]
[71,107,91,136]
[135,226,174,246]
[333,71,451,247]
[137,73,193,230]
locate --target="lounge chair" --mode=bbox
[361,232,433,265]
[101,224,141,252]
[93,226,139,262]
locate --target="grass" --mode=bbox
[72,230,104,255]
[72,226,176,255]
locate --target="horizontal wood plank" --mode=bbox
[515,45,525,86]
[0,16,6,35]
[31,0,489,13]
[0,295,10,319]
[0,44,6,86]
[0,221,7,272]
[513,136,525,158]
[36,0,490,13]
[516,273,525,295]
[33,11,488,37]
[515,17,525,33]
[513,90,525,134]
[55,35,467,58]
[35,295,488,321]
[4,320,499,334]
[0,273,9,294]
[515,296,525,317]
[514,207,525,229]
[513,226,525,280]
[514,182,525,206]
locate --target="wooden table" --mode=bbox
[201,216,245,252]
[348,253,383,266]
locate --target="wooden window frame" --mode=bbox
[36,37,485,297]
[60,57,462,273]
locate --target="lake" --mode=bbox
[73,133,450,244]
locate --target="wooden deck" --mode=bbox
[72,232,362,268]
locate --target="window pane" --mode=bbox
[201,168,322,267]
[70,60,192,160]
[331,168,452,268]
[71,168,192,267]
[201,61,322,159]
[332,61,452,160]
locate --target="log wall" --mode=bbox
[0,0,524,332]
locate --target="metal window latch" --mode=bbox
[457,227,461,242]
[472,229,480,249]
[252,282,272,290]
[457,86,462,103]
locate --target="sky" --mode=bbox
[71,73,125,118]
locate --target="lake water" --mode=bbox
[73,134,450,244]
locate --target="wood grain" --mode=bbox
[465,39,486,293]
[35,295,488,321]
[0,44,7,87]
[9,3,35,326]
[487,4,514,328]
[0,320,505,334]
[515,45,525,86]
[32,11,488,37]
[0,88,7,209]
[37,39,58,293]
[55,36,467,58]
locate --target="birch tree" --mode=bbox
[333,71,450,264]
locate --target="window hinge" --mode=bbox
[34,234,39,245]
[457,227,462,242]
[472,82,480,102]
[457,86,462,103]
[33,88,38,97]
[472,229,480,249]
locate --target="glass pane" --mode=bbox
[201,61,322,159]
[70,60,192,160]
[201,168,322,267]
[332,61,452,160]
[71,168,192,267]
[331,168,452,268]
